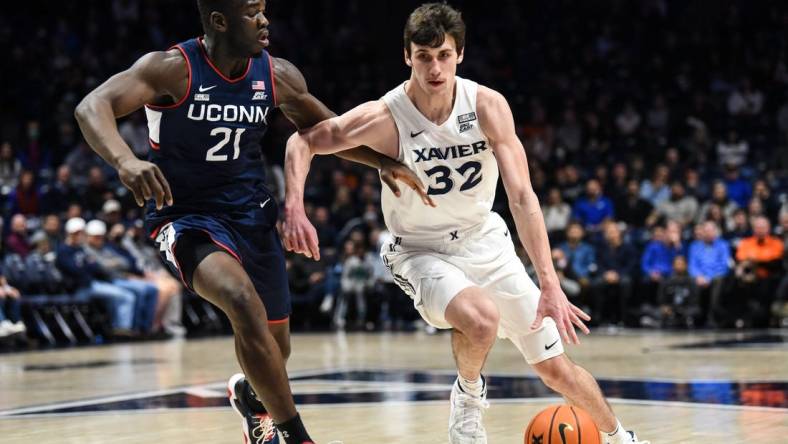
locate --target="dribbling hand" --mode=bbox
[118,158,173,210]
[531,284,591,345]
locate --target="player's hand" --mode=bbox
[282,205,320,261]
[118,158,173,210]
[531,282,590,345]
[379,158,436,208]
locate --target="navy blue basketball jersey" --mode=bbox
[144,37,276,230]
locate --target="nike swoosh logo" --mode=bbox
[198,84,217,92]
[558,423,574,444]
[545,339,559,350]
[410,130,424,137]
[260,198,271,209]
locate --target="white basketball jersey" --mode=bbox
[381,77,498,240]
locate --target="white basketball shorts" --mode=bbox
[380,212,563,364]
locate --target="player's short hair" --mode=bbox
[404,2,465,57]
[196,0,241,32]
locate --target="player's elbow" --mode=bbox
[74,94,98,126]
[507,187,537,211]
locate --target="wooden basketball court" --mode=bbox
[1,329,787,443]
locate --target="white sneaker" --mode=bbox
[9,321,26,335]
[625,431,650,444]
[0,320,13,337]
[448,377,489,444]
[605,430,650,444]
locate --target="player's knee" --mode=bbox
[219,282,262,324]
[465,304,499,345]
[533,355,573,393]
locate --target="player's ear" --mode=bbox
[209,11,228,32]
[404,48,412,67]
[457,48,464,64]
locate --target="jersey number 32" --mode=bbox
[424,161,482,195]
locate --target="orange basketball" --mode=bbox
[524,404,600,444]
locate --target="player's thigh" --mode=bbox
[487,268,564,365]
[444,286,500,337]
[192,250,267,322]
[383,250,473,330]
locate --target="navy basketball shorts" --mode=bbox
[150,214,290,322]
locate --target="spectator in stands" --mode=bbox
[716,130,749,168]
[56,217,136,336]
[657,256,699,328]
[615,101,642,137]
[592,223,638,325]
[555,108,583,155]
[34,214,63,252]
[0,142,21,195]
[64,143,105,189]
[83,220,158,334]
[614,179,653,229]
[83,167,111,215]
[335,240,372,330]
[572,179,615,231]
[0,271,25,337]
[551,247,582,302]
[688,221,731,327]
[7,170,40,216]
[560,165,585,202]
[641,221,685,285]
[639,164,671,206]
[697,181,738,226]
[683,168,708,202]
[286,251,326,328]
[752,179,780,222]
[120,221,185,336]
[40,165,77,216]
[647,181,698,227]
[558,222,597,285]
[5,214,31,258]
[723,165,752,208]
[727,78,764,117]
[312,206,338,250]
[543,187,571,240]
[733,216,784,327]
[101,199,123,227]
[725,209,751,250]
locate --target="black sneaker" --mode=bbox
[228,373,280,444]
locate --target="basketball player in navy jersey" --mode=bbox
[75,1,431,443]
[283,3,649,444]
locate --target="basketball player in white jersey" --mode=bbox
[282,4,648,444]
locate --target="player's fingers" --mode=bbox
[281,228,294,251]
[153,166,174,206]
[381,174,402,197]
[570,311,590,335]
[307,228,320,261]
[138,176,153,202]
[570,303,591,321]
[530,312,544,330]
[295,229,312,258]
[144,170,165,210]
[129,186,145,207]
[566,313,580,344]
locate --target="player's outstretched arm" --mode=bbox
[75,51,180,209]
[274,57,433,259]
[477,86,590,344]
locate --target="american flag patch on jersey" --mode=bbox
[252,80,265,90]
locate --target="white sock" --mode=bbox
[457,373,485,397]
[601,419,628,444]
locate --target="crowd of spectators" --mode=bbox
[2,1,788,341]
